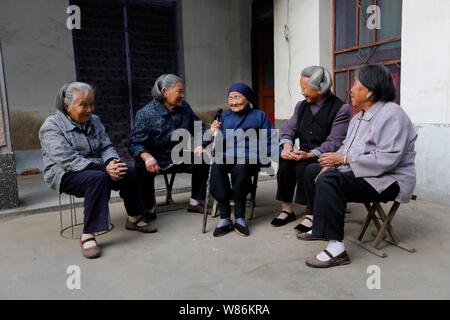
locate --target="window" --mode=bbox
[333,0,402,106]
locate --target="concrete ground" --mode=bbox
[1,178,450,300]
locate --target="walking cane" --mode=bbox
[202,109,223,233]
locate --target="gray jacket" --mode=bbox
[338,101,417,203]
[39,110,119,191]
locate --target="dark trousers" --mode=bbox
[276,158,317,204]
[210,164,260,219]
[304,163,400,241]
[135,160,209,210]
[60,167,144,234]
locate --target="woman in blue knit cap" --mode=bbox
[209,83,274,237]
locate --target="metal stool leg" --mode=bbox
[59,193,114,239]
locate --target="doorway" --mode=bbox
[252,0,275,124]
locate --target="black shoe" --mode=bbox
[234,222,250,237]
[294,216,313,233]
[270,211,296,227]
[213,223,234,237]
[294,223,312,233]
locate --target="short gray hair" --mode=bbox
[301,66,333,94]
[55,82,93,113]
[151,74,183,102]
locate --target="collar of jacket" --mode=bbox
[314,92,333,108]
[56,110,95,134]
[232,104,252,116]
[152,99,182,117]
[360,101,386,121]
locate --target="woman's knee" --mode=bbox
[87,170,108,183]
[122,166,138,181]
[231,164,250,175]
[305,163,322,180]
[278,159,293,176]
[83,171,109,193]
[316,169,340,189]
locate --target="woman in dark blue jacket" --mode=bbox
[210,83,274,237]
[129,74,209,220]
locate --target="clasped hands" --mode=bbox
[282,144,347,182]
[106,159,128,181]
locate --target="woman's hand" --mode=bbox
[106,159,128,181]
[141,152,161,174]
[145,157,161,174]
[281,144,296,160]
[194,146,204,157]
[281,145,316,161]
[318,153,346,168]
[210,120,221,133]
[292,151,316,161]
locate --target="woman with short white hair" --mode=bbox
[39,82,156,259]
[271,66,352,232]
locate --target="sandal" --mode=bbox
[270,211,297,227]
[80,237,101,259]
[296,232,324,241]
[294,215,313,233]
[126,217,158,233]
[305,250,351,268]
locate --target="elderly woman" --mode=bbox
[39,82,156,259]
[209,83,274,237]
[298,65,417,268]
[271,66,351,232]
[129,74,209,218]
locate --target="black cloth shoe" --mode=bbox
[234,222,250,237]
[270,211,296,227]
[213,223,234,237]
[294,216,313,233]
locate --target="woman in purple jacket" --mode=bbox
[299,65,417,268]
[271,66,352,232]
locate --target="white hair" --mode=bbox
[301,66,333,94]
[64,82,93,106]
[55,82,94,113]
[151,74,183,102]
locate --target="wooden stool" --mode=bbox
[347,201,416,258]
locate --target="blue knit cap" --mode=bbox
[228,83,257,107]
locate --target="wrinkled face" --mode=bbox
[350,78,372,108]
[66,90,95,124]
[300,77,322,104]
[228,92,248,113]
[163,82,184,107]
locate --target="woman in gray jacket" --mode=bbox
[39,82,156,259]
[298,65,417,268]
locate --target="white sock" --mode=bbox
[316,240,346,262]
[190,198,201,206]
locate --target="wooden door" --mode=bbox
[254,20,275,124]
